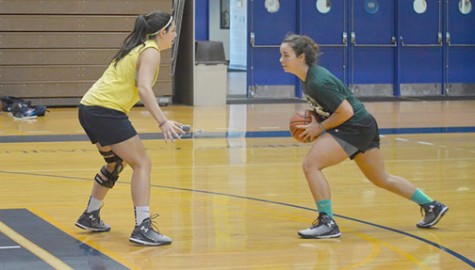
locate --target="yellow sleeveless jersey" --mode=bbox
[80,40,160,114]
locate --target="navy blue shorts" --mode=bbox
[78,104,137,146]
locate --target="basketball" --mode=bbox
[289,110,319,143]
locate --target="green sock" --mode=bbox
[316,199,333,218]
[410,188,433,205]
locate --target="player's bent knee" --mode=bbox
[302,158,324,174]
[95,150,124,188]
[95,165,120,188]
[367,176,389,188]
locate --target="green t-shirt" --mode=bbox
[302,65,369,124]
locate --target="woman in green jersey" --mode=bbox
[279,34,448,239]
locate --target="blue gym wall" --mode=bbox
[195,0,209,41]
[196,0,475,98]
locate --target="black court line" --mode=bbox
[1,125,475,143]
[0,209,128,270]
[1,170,474,268]
[151,184,475,268]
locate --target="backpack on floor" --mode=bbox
[1,96,30,112]
[1,96,48,117]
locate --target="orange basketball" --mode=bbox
[289,110,319,143]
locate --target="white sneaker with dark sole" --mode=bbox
[298,213,341,239]
[129,217,172,246]
[75,209,111,232]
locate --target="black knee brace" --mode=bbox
[95,150,124,188]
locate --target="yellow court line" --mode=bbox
[0,221,73,270]
[346,231,432,270]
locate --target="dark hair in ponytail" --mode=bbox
[112,11,173,66]
[282,34,320,66]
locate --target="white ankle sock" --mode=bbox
[135,206,150,225]
[86,196,102,213]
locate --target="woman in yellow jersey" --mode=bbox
[75,11,181,246]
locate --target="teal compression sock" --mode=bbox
[316,199,333,218]
[410,188,433,205]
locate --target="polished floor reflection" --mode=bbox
[1,101,475,269]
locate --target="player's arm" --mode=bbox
[299,100,353,141]
[137,48,183,142]
[319,99,354,131]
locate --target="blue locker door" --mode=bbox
[300,0,348,88]
[248,1,298,98]
[399,0,443,96]
[445,0,475,96]
[349,0,397,97]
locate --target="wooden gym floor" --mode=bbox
[1,100,475,269]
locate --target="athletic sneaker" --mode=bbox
[298,213,341,239]
[12,108,37,120]
[417,200,449,228]
[129,217,172,246]
[10,101,37,120]
[75,209,111,232]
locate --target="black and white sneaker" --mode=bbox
[417,201,449,228]
[75,209,111,232]
[129,217,172,246]
[298,213,341,239]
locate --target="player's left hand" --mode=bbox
[159,120,185,143]
[297,114,322,142]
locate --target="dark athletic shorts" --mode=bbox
[78,104,137,146]
[327,114,380,160]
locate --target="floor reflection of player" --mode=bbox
[77,239,106,269]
